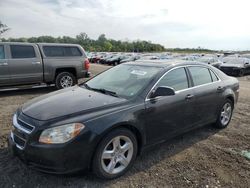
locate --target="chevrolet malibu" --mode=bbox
[8,60,239,179]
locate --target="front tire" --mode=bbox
[214,99,233,128]
[55,72,77,89]
[92,128,138,179]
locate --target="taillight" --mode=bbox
[84,58,90,70]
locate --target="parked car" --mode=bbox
[197,56,222,68]
[119,55,140,63]
[0,42,90,89]
[220,57,250,76]
[98,54,114,64]
[105,55,128,66]
[8,60,239,179]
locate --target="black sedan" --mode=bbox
[8,60,239,179]
[220,57,250,76]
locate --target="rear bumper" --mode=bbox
[78,70,90,78]
[220,67,241,76]
[8,129,98,174]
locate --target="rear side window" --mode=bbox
[64,47,82,56]
[43,46,82,57]
[209,69,219,82]
[156,68,189,91]
[0,45,5,59]
[189,67,212,86]
[10,45,36,59]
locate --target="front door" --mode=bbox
[144,67,196,144]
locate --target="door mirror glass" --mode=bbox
[150,86,175,98]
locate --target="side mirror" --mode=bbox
[150,86,175,98]
[244,62,249,66]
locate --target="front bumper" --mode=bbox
[8,121,98,174]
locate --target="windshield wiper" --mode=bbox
[82,83,92,90]
[82,83,120,98]
[92,88,120,98]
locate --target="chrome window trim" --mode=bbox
[13,114,34,134]
[145,65,222,102]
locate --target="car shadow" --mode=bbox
[0,124,220,187]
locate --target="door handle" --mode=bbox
[185,94,194,100]
[217,86,224,92]
[32,61,41,65]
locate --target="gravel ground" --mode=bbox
[0,64,249,188]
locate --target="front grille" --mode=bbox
[17,118,34,133]
[13,114,34,134]
[12,114,34,150]
[13,133,26,149]
[11,131,27,150]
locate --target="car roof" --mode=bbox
[124,59,209,68]
[0,42,81,47]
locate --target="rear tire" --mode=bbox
[92,128,138,179]
[55,72,77,89]
[214,99,233,129]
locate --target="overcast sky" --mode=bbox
[1,0,250,50]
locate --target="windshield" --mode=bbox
[84,64,162,99]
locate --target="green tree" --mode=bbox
[1,32,166,52]
[0,21,10,36]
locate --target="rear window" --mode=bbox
[0,45,5,59]
[43,46,82,57]
[188,66,212,86]
[10,45,36,58]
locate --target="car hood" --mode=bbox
[22,86,127,121]
[220,63,244,68]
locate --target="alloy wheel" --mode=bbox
[220,102,232,126]
[101,136,133,175]
[60,76,73,88]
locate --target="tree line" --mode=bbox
[0,21,218,53]
[1,32,166,52]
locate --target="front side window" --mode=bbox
[0,45,5,59]
[10,45,36,59]
[156,68,189,91]
[188,67,212,86]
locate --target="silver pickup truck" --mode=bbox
[0,42,90,89]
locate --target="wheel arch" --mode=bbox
[226,95,235,108]
[55,67,77,81]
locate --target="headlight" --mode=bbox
[39,123,85,144]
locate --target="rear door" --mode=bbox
[8,44,43,85]
[187,66,224,124]
[0,44,11,85]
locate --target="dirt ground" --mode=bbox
[0,64,249,188]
